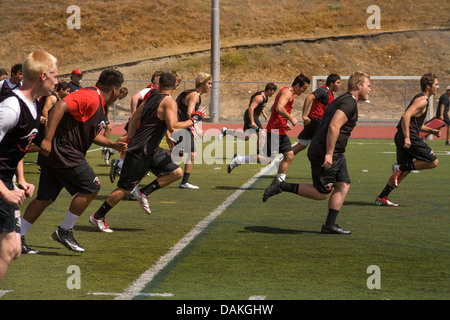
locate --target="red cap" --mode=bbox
[71,69,83,76]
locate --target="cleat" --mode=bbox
[392,164,401,188]
[227,153,240,174]
[104,148,116,165]
[262,177,282,202]
[89,214,113,233]
[321,224,351,235]
[136,190,151,214]
[123,188,139,201]
[21,236,39,254]
[110,159,120,183]
[179,182,199,189]
[375,196,399,207]
[52,227,85,252]
[218,127,227,141]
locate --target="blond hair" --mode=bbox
[347,72,370,91]
[22,51,58,82]
[195,72,212,88]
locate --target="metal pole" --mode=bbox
[210,0,220,122]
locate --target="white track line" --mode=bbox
[115,158,280,300]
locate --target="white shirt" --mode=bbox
[0,88,38,143]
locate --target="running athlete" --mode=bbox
[219,83,277,140]
[20,69,126,253]
[229,74,310,178]
[263,72,371,235]
[293,74,341,156]
[375,73,440,207]
[169,72,212,189]
[89,72,206,232]
[0,51,58,280]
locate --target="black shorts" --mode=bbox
[243,110,262,131]
[172,129,196,153]
[37,163,101,201]
[298,118,321,140]
[0,180,19,234]
[262,132,292,157]
[309,153,351,194]
[118,148,179,191]
[394,131,437,166]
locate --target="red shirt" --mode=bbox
[308,85,334,119]
[266,87,294,135]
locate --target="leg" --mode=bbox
[0,232,21,284]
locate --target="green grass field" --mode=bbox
[1,136,449,301]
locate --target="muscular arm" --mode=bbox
[302,93,315,125]
[401,96,428,149]
[248,94,263,128]
[275,89,297,125]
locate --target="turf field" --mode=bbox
[1,135,449,301]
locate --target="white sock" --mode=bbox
[236,155,249,164]
[60,211,80,230]
[278,174,286,181]
[117,157,124,169]
[20,218,33,236]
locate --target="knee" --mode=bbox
[173,168,184,180]
[431,159,438,168]
[283,151,294,162]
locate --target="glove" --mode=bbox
[190,107,206,123]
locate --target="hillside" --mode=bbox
[1,0,449,119]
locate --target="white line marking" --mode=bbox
[249,295,266,300]
[0,290,13,298]
[115,159,279,300]
[88,291,173,297]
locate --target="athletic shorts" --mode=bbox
[37,163,101,201]
[262,132,292,157]
[0,180,20,234]
[243,110,262,131]
[394,131,437,166]
[298,118,321,140]
[118,148,179,191]
[172,129,196,153]
[309,153,351,194]
[443,112,450,126]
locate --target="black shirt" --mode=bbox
[308,92,358,160]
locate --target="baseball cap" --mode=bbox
[446,85,450,91]
[71,69,83,76]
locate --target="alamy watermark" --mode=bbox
[366,265,381,289]
[66,5,81,30]
[367,5,381,30]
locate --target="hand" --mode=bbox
[191,107,206,123]
[321,154,333,169]
[3,189,26,206]
[433,129,441,138]
[403,137,411,149]
[113,141,127,153]
[302,116,311,126]
[18,181,35,198]
[290,118,298,126]
[39,138,52,157]
[286,124,292,131]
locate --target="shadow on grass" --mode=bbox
[242,225,321,235]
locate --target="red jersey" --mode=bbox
[266,87,294,135]
[308,85,334,119]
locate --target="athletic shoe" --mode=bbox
[21,236,39,254]
[123,188,139,201]
[136,190,151,214]
[218,127,227,141]
[392,164,401,188]
[262,177,282,202]
[179,182,199,189]
[445,141,450,145]
[89,214,113,233]
[52,227,85,252]
[375,196,399,207]
[321,224,351,235]
[227,153,240,174]
[110,159,120,183]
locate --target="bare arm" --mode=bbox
[302,93,315,126]
[39,100,70,157]
[401,96,428,149]
[275,89,297,126]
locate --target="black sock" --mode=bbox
[280,182,299,194]
[325,209,339,227]
[181,172,190,184]
[141,180,161,196]
[378,184,393,198]
[94,201,113,220]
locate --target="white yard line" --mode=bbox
[115,157,281,300]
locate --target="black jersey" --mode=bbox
[0,92,39,181]
[38,87,107,168]
[396,93,428,140]
[176,89,201,121]
[127,93,170,159]
[248,91,268,117]
[0,80,20,97]
[308,92,358,160]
